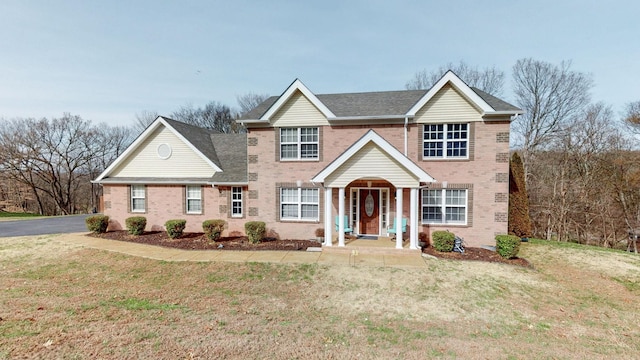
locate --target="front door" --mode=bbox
[359,189,379,235]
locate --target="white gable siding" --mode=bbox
[271,90,330,127]
[414,84,482,123]
[324,143,419,188]
[110,126,216,178]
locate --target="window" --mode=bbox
[130,185,145,212]
[280,127,318,160]
[423,123,468,159]
[422,189,467,224]
[280,188,319,221]
[231,186,243,217]
[186,186,202,214]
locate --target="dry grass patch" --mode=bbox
[1,235,639,359]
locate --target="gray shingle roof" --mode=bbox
[163,117,247,184]
[471,88,521,112]
[317,90,427,117]
[241,96,278,120]
[162,117,221,166]
[210,133,247,183]
[239,85,521,121]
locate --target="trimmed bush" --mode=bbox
[245,221,266,244]
[496,234,521,259]
[125,216,146,235]
[203,219,226,242]
[165,219,186,239]
[508,152,532,238]
[85,215,109,233]
[432,231,455,252]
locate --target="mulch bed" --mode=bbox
[88,230,322,251]
[88,231,532,267]
[422,245,533,268]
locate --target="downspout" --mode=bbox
[404,116,408,156]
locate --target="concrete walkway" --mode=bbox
[60,233,429,268]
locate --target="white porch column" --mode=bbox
[338,187,346,247]
[324,186,333,246]
[410,187,419,249]
[395,187,403,249]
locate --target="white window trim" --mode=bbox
[231,186,243,218]
[186,185,202,214]
[131,185,146,213]
[280,127,319,161]
[422,123,469,160]
[280,187,319,221]
[421,188,468,225]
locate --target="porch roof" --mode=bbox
[311,130,435,187]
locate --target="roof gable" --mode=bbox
[311,130,435,184]
[407,70,495,115]
[260,79,335,121]
[239,73,522,125]
[94,116,222,182]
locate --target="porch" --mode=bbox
[322,235,422,255]
[310,130,436,252]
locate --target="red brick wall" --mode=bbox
[102,184,246,235]
[245,122,511,246]
[104,120,510,246]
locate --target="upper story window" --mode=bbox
[423,123,468,159]
[280,127,318,160]
[130,185,146,213]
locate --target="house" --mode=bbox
[94,71,522,249]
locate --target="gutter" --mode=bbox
[404,116,408,156]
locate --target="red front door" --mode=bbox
[359,189,379,235]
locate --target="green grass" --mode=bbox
[0,211,42,218]
[528,237,628,254]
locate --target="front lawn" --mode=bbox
[1,234,639,359]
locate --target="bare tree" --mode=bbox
[0,115,133,215]
[405,60,505,96]
[85,125,135,211]
[133,110,159,133]
[623,100,640,138]
[171,101,243,133]
[237,92,269,116]
[0,115,95,214]
[525,103,639,248]
[511,58,593,176]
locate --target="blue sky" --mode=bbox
[1,0,638,127]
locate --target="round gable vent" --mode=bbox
[157,143,172,159]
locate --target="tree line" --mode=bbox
[407,59,640,248]
[0,93,268,215]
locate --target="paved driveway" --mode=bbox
[0,214,91,237]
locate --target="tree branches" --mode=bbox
[405,60,505,96]
[0,115,133,215]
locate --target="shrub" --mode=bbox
[203,219,226,242]
[125,216,146,235]
[508,152,532,238]
[165,219,186,239]
[85,215,109,233]
[315,228,324,237]
[245,221,266,244]
[496,234,521,259]
[432,231,455,252]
